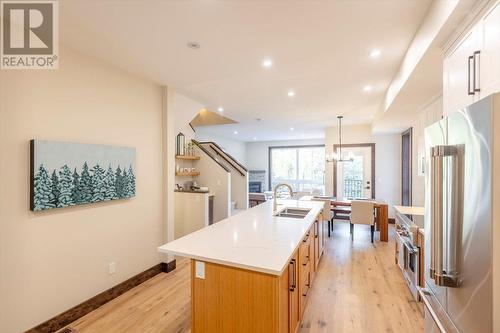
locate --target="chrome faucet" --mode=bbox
[273,183,294,212]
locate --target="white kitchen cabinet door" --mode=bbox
[443,27,480,116]
[479,2,500,98]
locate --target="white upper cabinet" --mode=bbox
[480,2,500,98]
[443,1,500,116]
[443,27,479,115]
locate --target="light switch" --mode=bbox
[195,261,205,279]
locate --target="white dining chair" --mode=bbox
[312,198,333,233]
[350,200,375,243]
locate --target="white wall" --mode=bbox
[195,129,247,165]
[0,46,164,332]
[325,125,401,217]
[411,95,443,206]
[195,150,231,222]
[245,139,325,191]
[170,92,204,186]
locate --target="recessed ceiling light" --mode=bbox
[262,58,273,68]
[370,49,381,58]
[253,137,257,141]
[233,131,238,135]
[287,90,295,97]
[217,107,224,112]
[187,41,200,49]
[290,127,294,131]
[363,85,372,92]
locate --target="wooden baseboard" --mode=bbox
[162,259,176,273]
[26,260,176,333]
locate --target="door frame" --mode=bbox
[401,128,413,206]
[333,143,375,199]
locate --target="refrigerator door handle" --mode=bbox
[430,147,444,280]
[431,145,461,287]
[444,144,463,287]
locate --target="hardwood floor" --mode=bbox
[298,222,423,333]
[63,222,423,333]
[64,259,191,333]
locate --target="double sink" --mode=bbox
[274,207,311,219]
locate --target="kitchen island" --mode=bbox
[158,199,327,333]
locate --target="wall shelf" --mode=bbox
[176,155,200,160]
[176,171,200,177]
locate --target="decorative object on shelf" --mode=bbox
[175,155,200,160]
[30,140,136,211]
[175,171,200,177]
[326,115,354,163]
[176,132,185,156]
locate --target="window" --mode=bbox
[269,145,325,195]
[341,155,364,198]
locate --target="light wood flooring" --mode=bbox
[63,222,423,333]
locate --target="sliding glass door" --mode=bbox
[269,145,325,195]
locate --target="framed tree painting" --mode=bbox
[30,140,136,211]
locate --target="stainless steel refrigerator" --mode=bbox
[422,95,497,333]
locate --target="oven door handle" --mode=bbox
[404,241,417,254]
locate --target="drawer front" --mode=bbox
[300,262,311,295]
[299,241,311,267]
[299,262,311,316]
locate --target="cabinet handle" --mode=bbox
[473,50,480,93]
[468,55,475,95]
[289,259,296,291]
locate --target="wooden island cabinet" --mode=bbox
[190,218,324,333]
[159,199,326,333]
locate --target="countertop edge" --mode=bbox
[157,249,285,276]
[394,205,425,216]
[157,201,323,276]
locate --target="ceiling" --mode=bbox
[60,0,434,142]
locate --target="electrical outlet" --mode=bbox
[108,262,116,275]
[195,261,205,279]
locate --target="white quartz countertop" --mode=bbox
[158,199,324,276]
[394,205,424,216]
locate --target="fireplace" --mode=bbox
[249,170,266,193]
[249,181,262,193]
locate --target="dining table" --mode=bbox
[304,196,390,242]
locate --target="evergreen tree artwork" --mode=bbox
[104,166,118,201]
[33,164,55,211]
[79,162,93,203]
[126,165,136,197]
[122,169,130,199]
[30,140,136,211]
[58,165,75,207]
[115,166,124,198]
[72,168,81,204]
[91,164,106,203]
[50,170,60,208]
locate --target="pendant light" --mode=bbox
[326,116,353,163]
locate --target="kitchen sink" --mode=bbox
[274,207,311,219]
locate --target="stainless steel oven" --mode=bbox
[403,239,419,298]
[395,212,422,300]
